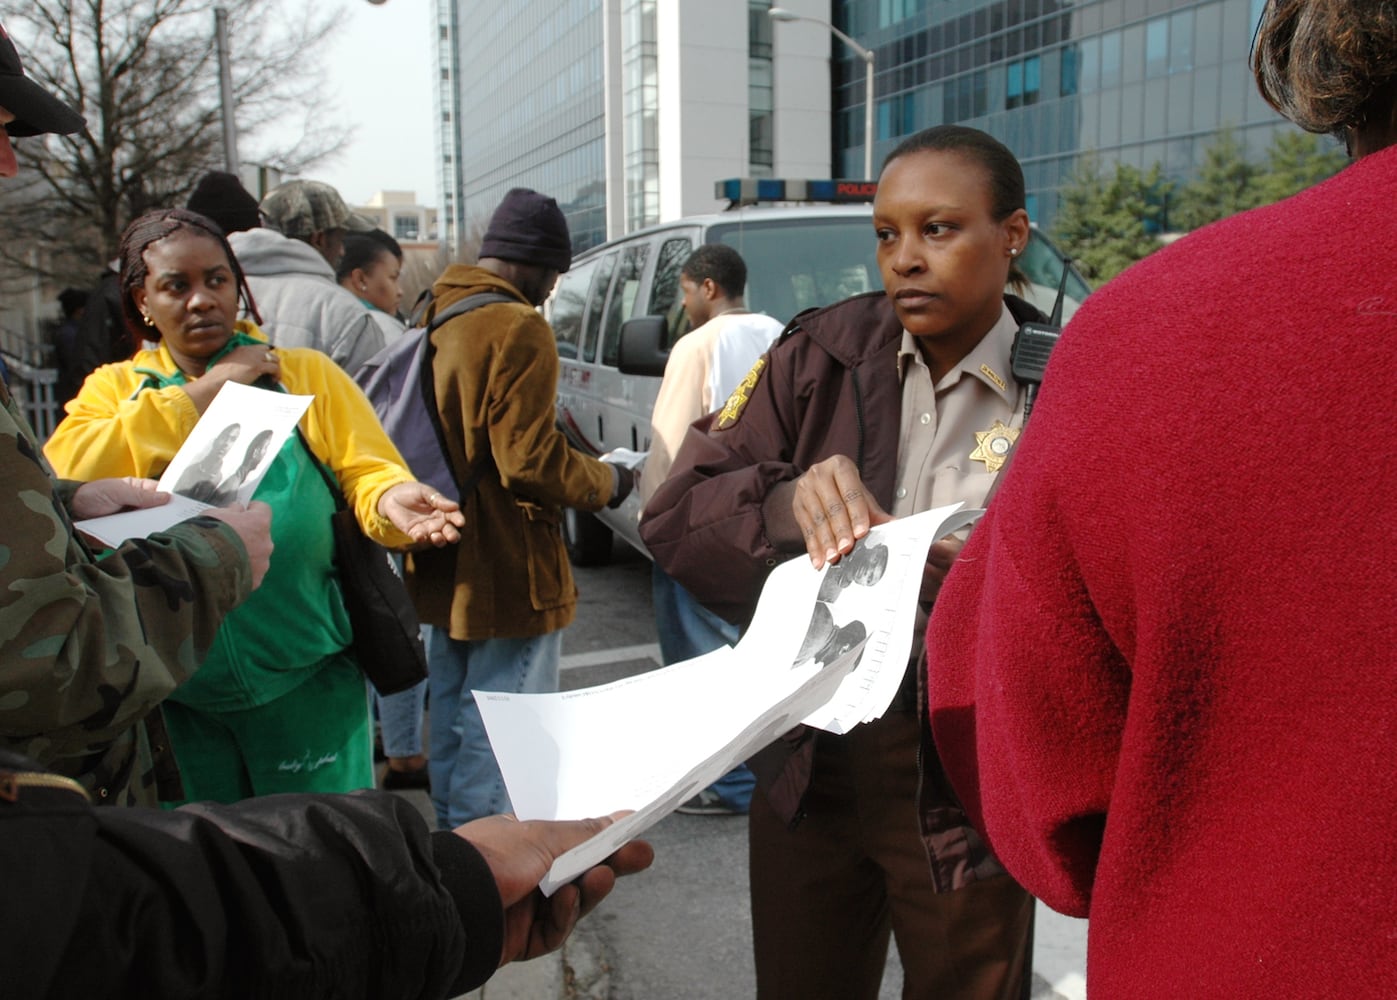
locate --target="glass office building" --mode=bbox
[832,0,1290,226]
[441,0,830,255]
[453,0,609,251]
[441,0,1296,244]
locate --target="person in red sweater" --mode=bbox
[926,2,1397,996]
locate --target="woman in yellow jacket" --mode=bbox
[46,208,464,803]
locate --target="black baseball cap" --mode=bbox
[0,22,85,137]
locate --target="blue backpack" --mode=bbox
[354,292,514,503]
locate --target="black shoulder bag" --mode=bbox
[301,433,428,695]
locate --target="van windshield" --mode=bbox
[708,214,1089,326]
[709,216,881,327]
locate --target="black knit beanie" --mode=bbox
[186,171,262,235]
[478,188,572,273]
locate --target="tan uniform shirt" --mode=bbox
[892,305,1024,519]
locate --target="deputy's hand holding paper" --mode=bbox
[477,504,980,894]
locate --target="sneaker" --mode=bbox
[676,788,743,816]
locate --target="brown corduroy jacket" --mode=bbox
[406,266,615,640]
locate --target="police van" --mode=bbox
[547,178,1090,565]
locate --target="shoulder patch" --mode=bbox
[715,357,767,430]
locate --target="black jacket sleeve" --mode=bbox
[1,750,503,1000]
[72,271,129,379]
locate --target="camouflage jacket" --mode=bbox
[0,381,251,804]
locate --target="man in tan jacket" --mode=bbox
[407,188,633,828]
[641,244,783,815]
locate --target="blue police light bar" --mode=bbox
[716,178,879,207]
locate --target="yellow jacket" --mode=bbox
[45,322,416,548]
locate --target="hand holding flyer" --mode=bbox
[73,382,311,547]
[477,504,980,894]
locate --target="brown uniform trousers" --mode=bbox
[749,709,1035,1000]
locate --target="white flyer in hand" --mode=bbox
[599,447,647,470]
[476,503,978,895]
[793,503,984,731]
[74,382,311,547]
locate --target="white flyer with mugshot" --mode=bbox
[476,503,980,894]
[73,382,310,547]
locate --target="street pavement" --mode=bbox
[390,546,1089,999]
[394,771,1086,1000]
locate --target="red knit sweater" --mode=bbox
[928,143,1397,998]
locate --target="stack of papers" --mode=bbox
[477,503,981,893]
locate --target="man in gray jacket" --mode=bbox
[229,179,385,373]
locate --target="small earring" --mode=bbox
[142,312,155,327]
[360,284,368,292]
[1009,247,1019,257]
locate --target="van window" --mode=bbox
[1017,231,1091,311]
[552,257,597,359]
[600,243,650,366]
[581,253,617,362]
[648,237,694,349]
[710,217,881,327]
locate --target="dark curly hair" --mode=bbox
[1253,0,1397,140]
[681,244,748,300]
[336,230,403,284]
[117,207,260,341]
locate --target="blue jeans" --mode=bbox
[652,562,740,663]
[652,564,755,812]
[372,679,426,758]
[425,625,562,828]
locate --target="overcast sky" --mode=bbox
[298,0,438,208]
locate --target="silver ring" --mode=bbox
[265,351,275,361]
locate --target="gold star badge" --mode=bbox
[969,420,1020,473]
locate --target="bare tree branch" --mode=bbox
[0,0,347,286]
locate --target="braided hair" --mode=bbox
[117,207,261,340]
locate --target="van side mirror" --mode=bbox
[618,316,670,377]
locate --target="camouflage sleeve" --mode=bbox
[0,392,252,767]
[52,478,81,510]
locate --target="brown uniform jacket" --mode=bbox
[640,290,1044,892]
[407,266,615,640]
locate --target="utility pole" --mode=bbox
[215,8,240,173]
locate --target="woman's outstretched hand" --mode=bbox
[379,482,466,547]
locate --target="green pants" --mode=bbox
[164,654,373,804]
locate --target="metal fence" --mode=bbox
[4,354,62,442]
[2,317,62,443]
